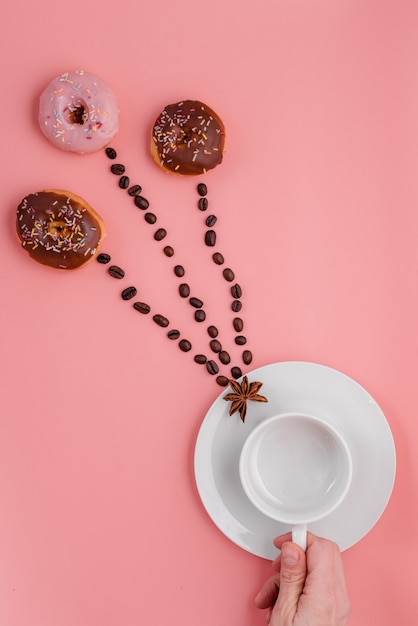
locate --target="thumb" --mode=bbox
[275,542,307,622]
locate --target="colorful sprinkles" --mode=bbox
[39,70,119,153]
[151,100,225,175]
[16,191,105,270]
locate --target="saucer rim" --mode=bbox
[194,361,396,558]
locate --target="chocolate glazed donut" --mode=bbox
[151,100,226,175]
[16,189,106,270]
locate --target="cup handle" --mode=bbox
[292,524,307,551]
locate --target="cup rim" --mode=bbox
[239,412,353,525]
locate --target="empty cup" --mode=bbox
[239,413,353,550]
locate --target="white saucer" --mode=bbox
[194,361,396,559]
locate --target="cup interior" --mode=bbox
[239,413,352,524]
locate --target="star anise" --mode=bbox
[223,376,268,422]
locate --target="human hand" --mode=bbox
[255,532,350,625]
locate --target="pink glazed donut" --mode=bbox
[39,70,119,153]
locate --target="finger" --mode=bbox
[303,535,351,622]
[305,534,343,579]
[271,553,281,572]
[273,542,307,622]
[254,573,280,609]
[273,532,293,549]
[306,537,349,607]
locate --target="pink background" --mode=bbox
[1,0,417,624]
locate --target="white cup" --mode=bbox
[239,413,353,551]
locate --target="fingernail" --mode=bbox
[282,544,300,565]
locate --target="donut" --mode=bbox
[151,100,225,175]
[16,190,106,270]
[39,70,119,153]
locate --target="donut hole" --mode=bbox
[64,99,89,125]
[179,127,199,146]
[180,128,191,141]
[48,220,70,239]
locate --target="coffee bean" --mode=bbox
[219,350,231,365]
[119,175,130,189]
[242,350,253,365]
[121,286,137,300]
[174,265,185,277]
[197,183,207,196]
[206,360,219,375]
[231,300,242,312]
[207,325,218,338]
[189,297,203,308]
[205,215,217,227]
[231,366,242,379]
[223,268,235,282]
[216,375,229,387]
[210,339,222,353]
[198,197,208,211]
[195,310,206,322]
[167,329,180,340]
[179,283,190,297]
[179,339,192,352]
[144,212,157,224]
[105,147,117,159]
[231,283,242,298]
[154,228,167,241]
[97,253,111,264]
[110,163,125,175]
[233,318,244,332]
[194,354,207,364]
[128,184,142,196]
[212,252,224,265]
[133,302,151,314]
[134,195,149,210]
[153,314,169,327]
[164,246,174,257]
[235,335,247,345]
[108,265,125,279]
[205,230,216,246]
